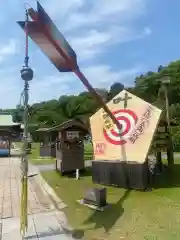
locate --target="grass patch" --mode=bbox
[84,143,93,160]
[29,157,56,165]
[84,142,93,153]
[29,142,56,165]
[15,142,55,165]
[15,142,93,165]
[41,161,180,240]
[29,142,93,164]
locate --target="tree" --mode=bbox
[4,58,180,150]
[108,82,124,100]
[94,88,109,102]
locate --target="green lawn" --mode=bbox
[84,143,94,161]
[41,160,180,240]
[15,142,93,165]
[15,142,56,165]
[84,142,93,154]
[29,143,56,165]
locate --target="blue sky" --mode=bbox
[0,0,179,108]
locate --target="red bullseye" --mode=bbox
[111,116,131,137]
[103,109,138,145]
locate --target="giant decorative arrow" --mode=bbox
[17,1,121,129]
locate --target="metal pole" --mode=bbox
[20,80,29,237]
[20,8,33,238]
[163,84,174,170]
[23,80,29,174]
[20,10,29,238]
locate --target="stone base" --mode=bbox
[77,199,109,212]
[83,187,107,207]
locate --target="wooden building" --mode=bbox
[48,120,89,174]
[36,127,58,157]
[0,113,22,156]
[152,119,178,171]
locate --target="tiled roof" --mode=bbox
[0,114,20,126]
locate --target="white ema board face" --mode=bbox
[90,90,162,163]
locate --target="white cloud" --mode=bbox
[42,0,85,19]
[81,64,144,88]
[68,29,113,61]
[29,82,71,104]
[32,64,143,92]
[38,0,150,64]
[0,0,150,108]
[31,73,74,90]
[28,73,75,104]
[69,26,151,62]
[29,64,144,103]
[0,40,18,63]
[16,0,150,65]
[0,61,144,108]
[43,0,146,30]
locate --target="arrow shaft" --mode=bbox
[27,7,121,130]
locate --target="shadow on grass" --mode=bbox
[82,189,131,234]
[63,189,131,239]
[153,164,180,188]
[61,227,85,239]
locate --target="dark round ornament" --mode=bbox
[20,66,33,81]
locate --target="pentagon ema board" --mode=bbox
[90,90,162,189]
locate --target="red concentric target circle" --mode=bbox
[103,109,138,145]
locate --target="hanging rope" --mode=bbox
[24,10,29,67]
